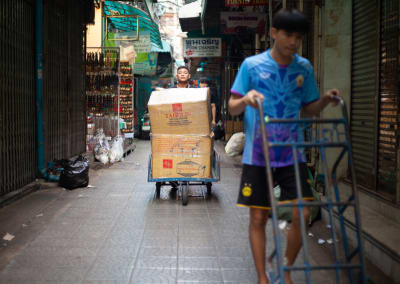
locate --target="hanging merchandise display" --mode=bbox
[86,47,121,151]
[119,60,134,138]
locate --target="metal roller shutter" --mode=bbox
[0,0,36,196]
[377,0,399,198]
[351,0,380,189]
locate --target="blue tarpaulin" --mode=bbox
[150,40,171,53]
[104,1,162,48]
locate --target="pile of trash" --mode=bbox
[93,129,124,164]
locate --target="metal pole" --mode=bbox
[117,49,120,137]
[35,0,46,178]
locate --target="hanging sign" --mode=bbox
[133,52,158,76]
[183,38,221,58]
[220,12,267,34]
[225,0,269,6]
[108,31,150,53]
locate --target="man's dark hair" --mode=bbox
[177,65,190,72]
[272,8,309,34]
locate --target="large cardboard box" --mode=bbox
[151,134,212,179]
[148,88,211,135]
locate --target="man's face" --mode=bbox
[176,68,190,83]
[200,82,208,88]
[271,28,303,57]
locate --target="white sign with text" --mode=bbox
[183,38,221,58]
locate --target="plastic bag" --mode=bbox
[93,129,110,164]
[109,135,124,163]
[59,155,89,190]
[212,121,225,140]
[273,169,321,225]
[225,132,245,156]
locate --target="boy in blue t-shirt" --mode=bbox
[229,8,340,284]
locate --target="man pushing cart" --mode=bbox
[228,8,366,284]
[147,80,220,206]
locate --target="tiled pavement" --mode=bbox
[0,140,338,283]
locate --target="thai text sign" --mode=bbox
[133,52,157,76]
[113,31,151,53]
[225,0,269,6]
[220,12,267,34]
[183,38,221,58]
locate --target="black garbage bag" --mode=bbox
[212,124,225,140]
[59,155,89,190]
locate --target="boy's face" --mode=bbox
[271,28,303,57]
[200,82,208,88]
[176,68,190,83]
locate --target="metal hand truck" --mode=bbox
[256,97,367,284]
[147,151,221,206]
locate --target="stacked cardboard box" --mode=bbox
[148,88,213,179]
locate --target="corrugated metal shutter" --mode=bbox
[351,0,380,189]
[377,0,399,198]
[43,0,69,162]
[68,0,87,157]
[43,0,86,163]
[302,0,315,65]
[0,0,36,196]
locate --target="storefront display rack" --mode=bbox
[86,47,120,149]
[119,60,134,138]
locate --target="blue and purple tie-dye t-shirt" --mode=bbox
[231,50,320,167]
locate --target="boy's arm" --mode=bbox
[302,88,340,116]
[228,90,265,116]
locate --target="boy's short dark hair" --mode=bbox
[177,65,190,72]
[199,77,209,84]
[272,8,309,34]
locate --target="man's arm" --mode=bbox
[302,88,340,116]
[228,90,265,116]
[211,103,217,126]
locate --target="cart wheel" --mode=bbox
[156,182,161,198]
[206,182,212,195]
[182,183,189,206]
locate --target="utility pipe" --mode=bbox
[35,0,47,178]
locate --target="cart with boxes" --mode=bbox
[147,88,220,205]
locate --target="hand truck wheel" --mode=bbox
[182,183,189,206]
[156,182,161,198]
[206,182,212,195]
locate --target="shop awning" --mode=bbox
[104,1,162,49]
[150,40,171,53]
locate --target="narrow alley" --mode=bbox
[0,140,341,284]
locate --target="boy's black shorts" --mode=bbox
[237,163,314,210]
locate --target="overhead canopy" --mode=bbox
[104,1,162,49]
[150,40,171,53]
[178,0,205,32]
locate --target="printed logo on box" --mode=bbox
[172,103,182,112]
[163,159,173,168]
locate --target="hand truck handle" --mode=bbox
[332,95,350,125]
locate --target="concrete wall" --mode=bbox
[87,5,102,47]
[321,2,400,282]
[321,0,352,180]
